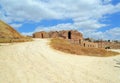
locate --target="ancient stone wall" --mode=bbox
[33,31,49,38]
[96,41,120,49]
[33,30,120,49]
[70,30,83,40]
[33,30,98,48]
[49,31,59,38]
[82,41,98,48]
[110,43,120,49]
[59,30,69,39]
[33,30,83,39]
[58,30,83,40]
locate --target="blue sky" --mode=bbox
[98,12,120,31]
[18,19,74,32]
[0,0,120,40]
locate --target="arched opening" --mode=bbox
[68,31,71,39]
[41,33,43,38]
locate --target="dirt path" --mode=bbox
[0,39,120,83]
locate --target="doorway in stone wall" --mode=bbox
[33,34,35,38]
[68,31,71,39]
[41,33,43,38]
[84,43,85,47]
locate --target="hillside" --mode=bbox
[0,20,32,43]
[50,38,119,57]
[0,20,22,38]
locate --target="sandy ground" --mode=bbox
[0,39,120,83]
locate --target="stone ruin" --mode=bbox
[33,30,98,48]
[33,30,83,39]
[95,40,120,49]
[33,30,120,49]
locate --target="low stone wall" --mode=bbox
[95,41,120,49]
[67,39,98,48]
[109,43,120,49]
[82,41,98,48]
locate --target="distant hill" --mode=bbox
[0,20,22,38]
[0,20,32,43]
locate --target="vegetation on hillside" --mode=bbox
[0,20,22,38]
[50,38,119,57]
[0,37,33,43]
[0,20,33,43]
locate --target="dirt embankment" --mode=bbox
[50,38,119,57]
[0,39,120,83]
[0,20,32,43]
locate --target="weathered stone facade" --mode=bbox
[33,30,120,49]
[95,41,120,49]
[49,31,59,38]
[33,30,98,48]
[33,31,49,38]
[82,41,98,48]
[33,30,83,40]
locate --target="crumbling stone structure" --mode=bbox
[82,41,98,48]
[33,30,83,39]
[95,41,120,49]
[33,30,98,48]
[49,31,59,38]
[33,31,49,38]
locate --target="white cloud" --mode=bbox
[103,0,111,4]
[0,0,120,39]
[10,23,22,29]
[21,32,34,36]
[32,19,107,35]
[82,27,120,40]
[0,0,120,23]
[105,27,120,39]
[74,19,107,30]
[35,23,76,31]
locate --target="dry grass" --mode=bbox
[0,20,33,43]
[50,38,119,57]
[0,37,33,43]
[0,20,23,38]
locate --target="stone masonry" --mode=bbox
[95,41,120,49]
[33,30,98,48]
[33,31,49,38]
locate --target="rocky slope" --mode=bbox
[0,20,22,38]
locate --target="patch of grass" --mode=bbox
[50,38,119,57]
[0,38,33,43]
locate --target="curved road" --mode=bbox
[0,39,120,83]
